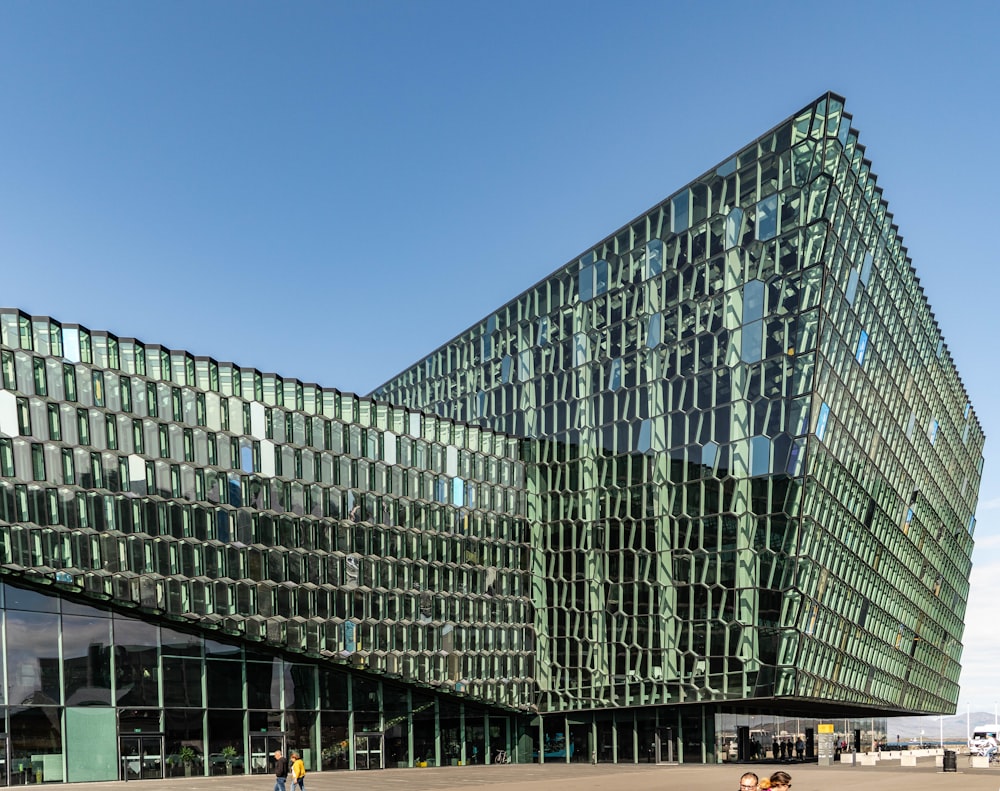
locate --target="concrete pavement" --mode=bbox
[67,757,1000,791]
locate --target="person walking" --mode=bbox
[768,770,792,791]
[290,751,306,791]
[273,750,289,791]
[739,772,759,791]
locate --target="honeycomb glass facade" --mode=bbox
[0,92,986,779]
[374,93,984,736]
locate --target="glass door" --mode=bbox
[120,736,164,780]
[0,733,8,786]
[354,733,383,770]
[249,733,286,775]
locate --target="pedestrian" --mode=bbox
[739,772,758,791]
[290,751,305,791]
[273,750,289,791]
[768,770,792,791]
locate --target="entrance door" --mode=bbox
[354,733,383,770]
[120,736,164,780]
[249,733,286,775]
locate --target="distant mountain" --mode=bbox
[886,712,998,742]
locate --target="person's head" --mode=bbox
[291,752,300,760]
[739,772,759,791]
[769,771,792,791]
[274,750,283,759]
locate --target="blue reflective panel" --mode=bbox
[647,313,661,348]
[855,330,869,365]
[860,251,873,285]
[608,359,622,391]
[845,269,860,305]
[964,402,971,419]
[240,444,254,473]
[637,419,652,452]
[477,391,486,417]
[538,316,549,345]
[716,157,737,177]
[787,437,806,476]
[595,259,609,296]
[645,240,664,279]
[452,477,465,507]
[750,435,771,476]
[928,418,939,445]
[501,355,512,383]
[579,263,595,302]
[816,402,831,441]
[741,320,763,363]
[702,441,718,469]
[742,280,765,324]
[482,334,492,358]
[725,207,744,250]
[671,190,689,233]
[756,194,778,241]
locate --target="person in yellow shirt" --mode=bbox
[289,752,305,791]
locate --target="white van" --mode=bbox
[969,724,999,757]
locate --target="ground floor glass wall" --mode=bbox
[0,581,522,783]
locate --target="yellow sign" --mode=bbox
[818,723,835,734]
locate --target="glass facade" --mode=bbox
[0,92,985,778]
[374,93,984,738]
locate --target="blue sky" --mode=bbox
[1,1,998,716]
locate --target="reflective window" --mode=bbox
[62,614,112,705]
[725,207,743,250]
[750,435,771,476]
[855,330,869,365]
[671,190,689,233]
[6,610,60,704]
[845,269,860,305]
[645,240,664,279]
[647,313,662,348]
[815,402,831,442]
[207,658,244,708]
[756,194,778,241]
[113,618,160,707]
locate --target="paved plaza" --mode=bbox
[64,759,1000,791]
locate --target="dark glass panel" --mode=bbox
[206,659,244,709]
[118,708,161,733]
[286,663,317,710]
[10,705,63,783]
[319,670,348,710]
[320,716,349,770]
[6,610,60,705]
[62,614,112,706]
[247,660,280,710]
[207,709,245,776]
[160,624,202,657]
[164,708,204,778]
[248,710,282,733]
[287,710,316,770]
[113,617,160,707]
[205,638,242,659]
[162,657,203,707]
[352,676,379,711]
[4,584,58,613]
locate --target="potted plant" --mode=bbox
[221,745,238,775]
[179,746,197,777]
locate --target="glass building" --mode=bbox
[0,92,985,780]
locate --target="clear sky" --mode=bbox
[1,0,998,716]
